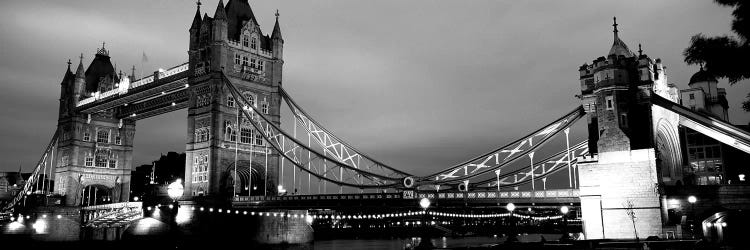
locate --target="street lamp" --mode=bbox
[688,195,697,239]
[560,206,570,241]
[506,203,517,243]
[167,179,184,247]
[416,198,433,249]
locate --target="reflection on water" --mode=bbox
[312,234,562,250]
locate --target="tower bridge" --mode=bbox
[3,0,750,244]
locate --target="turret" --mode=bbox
[272,10,283,60]
[189,2,202,51]
[73,54,86,103]
[213,0,228,42]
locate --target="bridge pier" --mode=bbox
[578,149,664,240]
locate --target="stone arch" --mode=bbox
[80,184,113,206]
[656,118,683,184]
[221,159,266,197]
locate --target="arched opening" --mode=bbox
[223,160,265,197]
[656,119,683,184]
[80,184,113,206]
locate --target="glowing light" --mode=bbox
[688,196,697,204]
[306,215,314,224]
[169,204,174,209]
[561,206,569,214]
[8,221,25,231]
[167,180,184,200]
[721,222,727,227]
[200,207,204,211]
[739,174,746,182]
[56,215,62,219]
[42,214,47,218]
[185,84,189,88]
[243,211,247,215]
[32,220,47,234]
[171,102,176,106]
[506,203,516,212]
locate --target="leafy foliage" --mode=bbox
[684,0,750,111]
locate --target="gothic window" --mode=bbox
[254,129,263,145]
[115,135,122,145]
[227,95,235,108]
[258,60,264,71]
[605,96,614,110]
[235,54,241,65]
[85,153,94,167]
[195,128,209,142]
[250,58,256,69]
[242,35,249,47]
[97,129,109,143]
[242,56,248,66]
[240,127,253,144]
[246,94,255,107]
[192,153,209,183]
[95,150,109,168]
[225,121,236,142]
[262,102,269,114]
[251,37,257,49]
[109,158,117,168]
[83,131,91,142]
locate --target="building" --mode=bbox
[678,69,733,185]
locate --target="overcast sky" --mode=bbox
[1,0,748,180]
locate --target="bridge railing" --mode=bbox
[81,202,143,227]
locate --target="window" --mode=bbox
[689,93,695,100]
[254,130,263,145]
[95,150,109,168]
[250,58,256,69]
[227,96,235,108]
[605,96,614,110]
[240,127,253,144]
[258,60,264,71]
[242,56,248,66]
[225,121,236,142]
[242,35,249,47]
[195,128,209,142]
[109,159,117,169]
[96,129,109,143]
[85,155,94,167]
[620,113,628,128]
[262,102,269,114]
[192,153,209,183]
[83,132,91,142]
[247,94,255,107]
[234,54,241,65]
[251,37,257,49]
[115,135,122,145]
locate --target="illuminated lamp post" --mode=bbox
[167,179,184,246]
[560,206,570,241]
[506,203,517,243]
[416,198,434,249]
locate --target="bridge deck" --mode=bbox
[233,189,579,209]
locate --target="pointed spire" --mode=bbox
[131,65,136,80]
[75,53,85,78]
[67,59,72,71]
[638,43,643,56]
[214,0,227,20]
[607,17,634,57]
[612,16,618,39]
[97,42,109,56]
[272,9,282,40]
[190,1,202,30]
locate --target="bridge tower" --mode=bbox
[185,0,283,199]
[54,46,136,206]
[576,18,682,239]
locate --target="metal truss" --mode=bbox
[470,140,589,190]
[222,75,403,189]
[280,88,412,181]
[421,106,586,185]
[2,130,59,212]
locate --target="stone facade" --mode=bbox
[184,0,284,198]
[578,149,663,239]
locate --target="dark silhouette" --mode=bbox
[683,0,750,111]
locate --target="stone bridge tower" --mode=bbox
[185,0,283,199]
[576,18,682,239]
[55,47,135,206]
